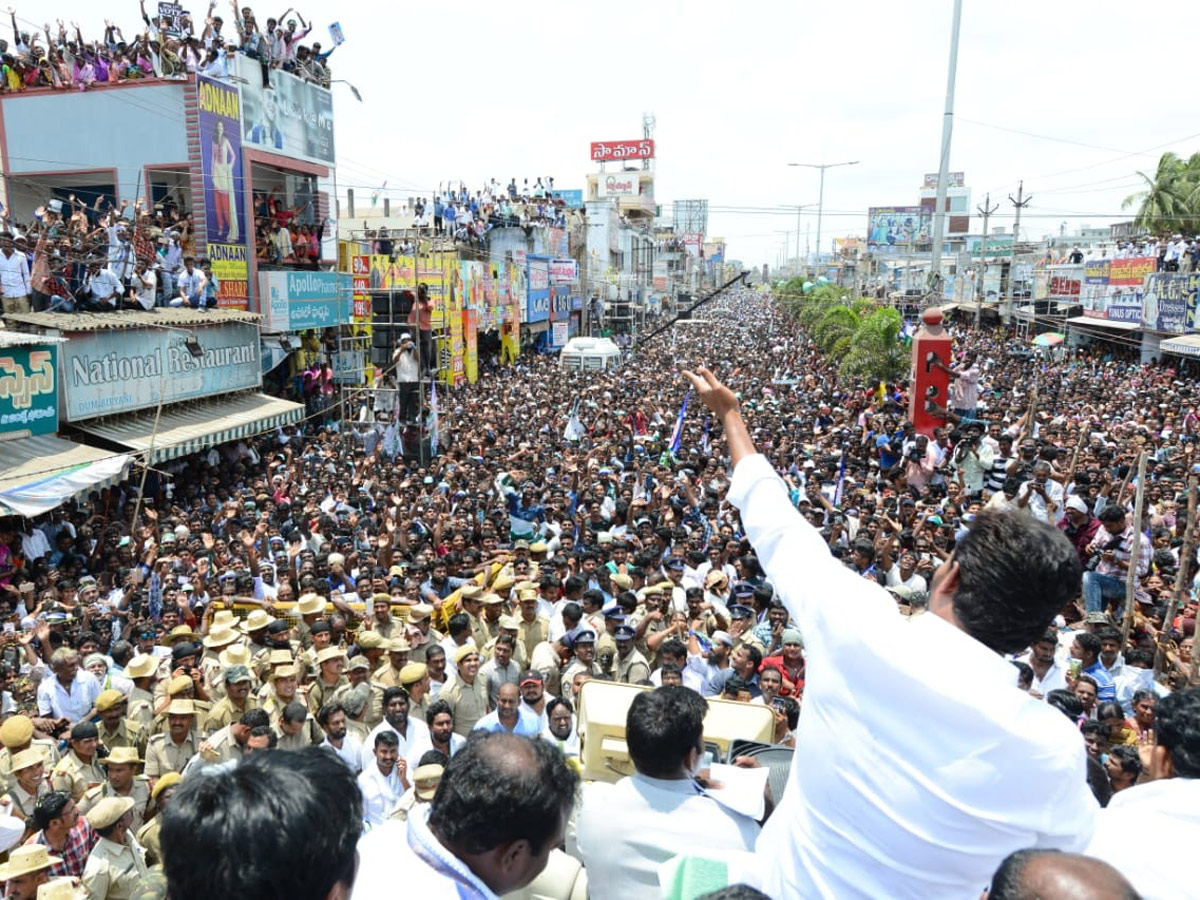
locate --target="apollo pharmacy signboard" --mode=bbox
[260,270,352,333]
[60,322,261,421]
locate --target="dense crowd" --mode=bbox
[0,2,334,92]
[0,288,1199,898]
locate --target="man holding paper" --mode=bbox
[682,366,1096,900]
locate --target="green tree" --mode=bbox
[840,307,908,384]
[1122,152,1195,235]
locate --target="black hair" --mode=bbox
[659,638,687,661]
[1130,688,1157,706]
[561,602,583,627]
[722,675,751,697]
[740,643,763,670]
[694,887,773,900]
[1108,744,1143,777]
[426,698,453,728]
[447,613,471,639]
[545,696,574,718]
[626,686,707,778]
[240,708,270,729]
[382,686,410,707]
[417,749,449,768]
[1011,660,1033,689]
[950,511,1083,653]
[1095,701,1124,722]
[161,748,360,900]
[1075,632,1102,658]
[1081,720,1107,739]
[1046,689,1084,720]
[248,725,277,748]
[316,702,345,729]
[374,730,399,749]
[28,789,72,832]
[428,732,578,856]
[1097,504,1126,524]
[281,702,308,726]
[1156,687,1200,778]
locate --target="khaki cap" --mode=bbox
[0,845,61,880]
[125,654,158,679]
[95,690,127,713]
[202,625,240,649]
[481,593,504,605]
[413,763,443,801]
[0,715,33,748]
[316,647,346,665]
[269,665,299,680]
[241,609,275,632]
[371,593,392,605]
[151,771,181,801]
[297,594,325,616]
[357,630,385,650]
[101,746,142,766]
[491,574,516,592]
[166,699,196,716]
[453,644,480,664]
[167,675,194,696]
[86,796,135,830]
[268,649,295,666]
[610,574,633,590]
[163,625,200,646]
[9,747,44,772]
[219,644,253,669]
[346,657,370,672]
[387,638,412,653]
[399,662,427,686]
[459,584,484,601]
[408,603,434,621]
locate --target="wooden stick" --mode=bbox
[1156,475,1196,678]
[1121,453,1148,649]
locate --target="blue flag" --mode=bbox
[669,391,690,457]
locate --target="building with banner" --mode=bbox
[0,64,344,337]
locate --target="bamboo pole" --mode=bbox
[1120,453,1148,648]
[1156,475,1196,678]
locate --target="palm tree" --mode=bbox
[840,308,908,384]
[1122,152,1192,234]
[812,304,860,355]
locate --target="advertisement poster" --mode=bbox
[867,207,931,248]
[0,345,57,439]
[526,257,551,324]
[197,75,249,309]
[464,310,478,384]
[1142,273,1198,333]
[234,55,335,165]
[1109,257,1157,287]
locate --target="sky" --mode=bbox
[29,0,1200,268]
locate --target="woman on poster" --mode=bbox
[210,119,239,242]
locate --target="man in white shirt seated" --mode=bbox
[355,732,580,899]
[684,366,1096,900]
[574,686,760,900]
[1086,688,1200,899]
[357,730,405,828]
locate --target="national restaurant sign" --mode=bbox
[590,140,655,162]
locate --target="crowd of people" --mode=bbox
[0,2,335,93]
[0,287,1199,898]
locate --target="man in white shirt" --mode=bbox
[1086,688,1200,899]
[127,260,157,310]
[81,261,124,312]
[355,732,580,899]
[0,231,31,314]
[356,730,405,827]
[574,686,760,900]
[173,256,206,308]
[684,366,1096,900]
[1018,461,1065,524]
[317,702,362,773]
[359,686,429,772]
[1017,628,1068,699]
[37,648,101,724]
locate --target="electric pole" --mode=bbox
[1004,181,1032,324]
[975,192,998,327]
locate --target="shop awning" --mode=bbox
[1064,316,1141,331]
[75,393,304,465]
[1159,334,1200,358]
[0,436,130,517]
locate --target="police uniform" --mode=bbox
[81,833,149,900]
[306,675,347,718]
[406,628,443,664]
[372,663,407,690]
[135,816,164,867]
[201,695,260,735]
[148,699,212,737]
[97,720,148,759]
[517,616,550,653]
[144,732,198,780]
[50,750,105,801]
[467,613,490,651]
[79,777,152,834]
[372,616,399,640]
[126,688,156,733]
[274,717,323,751]
[0,779,45,818]
[561,659,602,688]
[439,676,488,736]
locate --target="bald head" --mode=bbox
[987,850,1140,900]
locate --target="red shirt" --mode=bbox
[761,655,805,697]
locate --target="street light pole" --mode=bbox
[789,161,859,269]
[929,0,964,292]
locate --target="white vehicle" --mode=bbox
[560,337,622,371]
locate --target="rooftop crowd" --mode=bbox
[0,288,1198,898]
[0,1,334,92]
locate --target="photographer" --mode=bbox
[950,422,994,498]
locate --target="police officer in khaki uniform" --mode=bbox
[0,715,59,796]
[144,700,199,787]
[81,796,148,899]
[614,625,651,683]
[293,593,327,650]
[123,655,159,733]
[403,604,441,664]
[439,645,488,735]
[398,662,432,724]
[261,665,304,727]
[94,691,147,760]
[78,747,151,835]
[516,587,551,656]
[371,639,411,689]
[134,772,180,867]
[306,648,347,717]
[354,630,389,673]
[365,593,400,640]
[0,747,47,819]
[50,722,105,802]
[273,701,322,751]
[202,666,259,734]
[459,586,491,650]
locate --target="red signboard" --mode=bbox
[590,140,655,162]
[1109,256,1157,287]
[1049,275,1081,297]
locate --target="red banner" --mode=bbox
[1109,256,1157,286]
[590,139,655,162]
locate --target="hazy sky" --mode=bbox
[28,1,1198,267]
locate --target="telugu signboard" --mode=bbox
[549,259,578,285]
[590,140,654,162]
[260,270,352,333]
[0,345,58,439]
[922,172,965,189]
[1109,256,1157,287]
[233,55,335,166]
[598,172,640,197]
[60,323,260,421]
[197,75,249,309]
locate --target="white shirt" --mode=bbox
[357,761,404,827]
[1016,651,1068,698]
[360,718,430,773]
[1019,478,1065,524]
[1086,778,1200,900]
[320,733,363,773]
[36,669,101,721]
[0,249,30,296]
[356,807,499,900]
[404,732,465,771]
[649,665,704,693]
[729,453,1097,900]
[573,774,759,900]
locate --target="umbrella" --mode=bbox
[1031,332,1064,347]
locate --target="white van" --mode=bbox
[559,337,622,371]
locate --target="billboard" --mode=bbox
[197,75,249,310]
[653,260,668,290]
[260,270,352,333]
[922,172,965,189]
[233,55,335,166]
[1084,260,1111,285]
[550,189,584,208]
[598,172,640,197]
[867,207,931,247]
[1142,272,1199,333]
[590,140,655,162]
[60,323,260,421]
[0,345,57,439]
[526,256,550,324]
[1109,257,1157,287]
[549,259,578,284]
